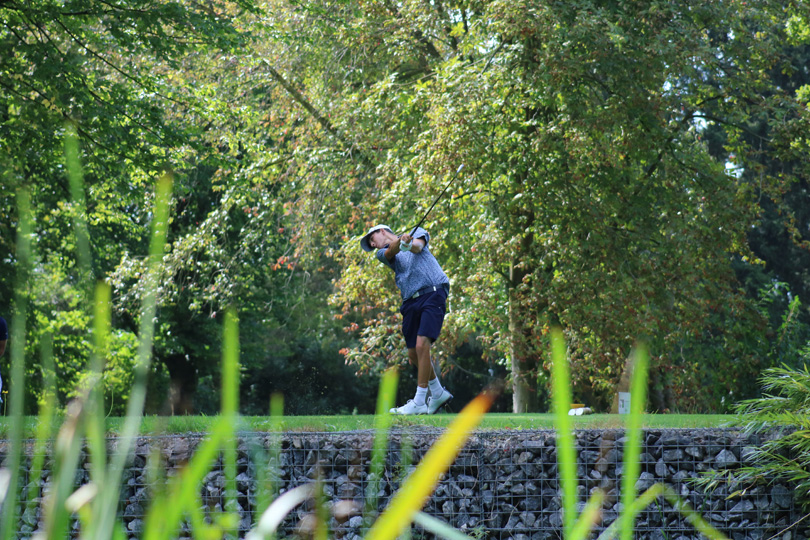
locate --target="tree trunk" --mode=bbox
[508,261,539,413]
[164,354,198,415]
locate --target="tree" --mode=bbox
[265,0,803,411]
[0,0,258,412]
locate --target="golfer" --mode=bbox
[360,224,453,415]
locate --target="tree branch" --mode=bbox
[260,59,375,166]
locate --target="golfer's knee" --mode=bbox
[407,348,418,365]
[415,335,431,354]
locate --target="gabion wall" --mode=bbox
[2,428,805,539]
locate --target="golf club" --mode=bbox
[408,163,465,237]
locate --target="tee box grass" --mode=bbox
[0,413,734,439]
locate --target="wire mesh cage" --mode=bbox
[1,428,805,539]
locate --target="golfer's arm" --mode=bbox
[409,238,425,253]
[0,340,5,358]
[384,242,400,261]
[384,237,426,260]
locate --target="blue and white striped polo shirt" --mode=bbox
[376,227,449,302]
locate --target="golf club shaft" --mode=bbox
[409,164,465,237]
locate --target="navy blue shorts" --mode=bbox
[400,288,448,349]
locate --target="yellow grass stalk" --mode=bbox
[364,388,496,540]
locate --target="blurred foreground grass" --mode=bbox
[0,413,734,438]
[0,139,733,540]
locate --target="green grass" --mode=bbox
[0,413,735,439]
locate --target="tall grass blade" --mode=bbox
[143,417,232,539]
[551,327,577,538]
[246,484,316,540]
[364,367,399,529]
[314,474,330,540]
[103,173,173,537]
[83,282,114,539]
[570,489,605,540]
[0,187,32,540]
[598,483,729,540]
[364,387,496,540]
[397,431,413,540]
[223,306,241,538]
[22,334,57,526]
[41,395,90,538]
[255,393,284,521]
[619,344,649,540]
[187,492,215,538]
[411,511,476,540]
[64,122,92,291]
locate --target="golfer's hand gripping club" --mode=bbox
[399,232,413,252]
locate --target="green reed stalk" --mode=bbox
[411,511,476,540]
[571,490,605,539]
[551,327,577,538]
[64,122,92,293]
[398,431,413,540]
[45,407,88,538]
[619,344,649,540]
[314,474,330,540]
[23,334,57,526]
[243,393,285,539]
[142,306,241,539]
[364,367,399,530]
[63,126,121,539]
[0,187,32,540]
[223,306,241,538]
[364,389,495,540]
[82,282,114,539]
[256,393,285,524]
[598,483,729,540]
[144,418,234,539]
[99,173,173,539]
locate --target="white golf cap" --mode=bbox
[360,224,392,252]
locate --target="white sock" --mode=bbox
[414,386,428,406]
[428,377,443,398]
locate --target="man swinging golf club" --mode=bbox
[360,166,464,414]
[360,223,453,414]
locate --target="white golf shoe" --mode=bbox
[427,390,453,414]
[390,400,428,415]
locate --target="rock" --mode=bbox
[771,485,792,509]
[236,472,252,491]
[124,503,144,517]
[741,446,758,464]
[729,500,755,514]
[715,449,739,468]
[333,500,362,524]
[457,474,477,488]
[685,445,704,459]
[519,512,536,528]
[635,472,656,492]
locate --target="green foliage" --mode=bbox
[696,363,810,511]
[300,0,804,412]
[2,0,810,420]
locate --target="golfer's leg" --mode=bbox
[407,347,418,367]
[415,335,436,387]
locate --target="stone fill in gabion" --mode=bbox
[1,428,805,540]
